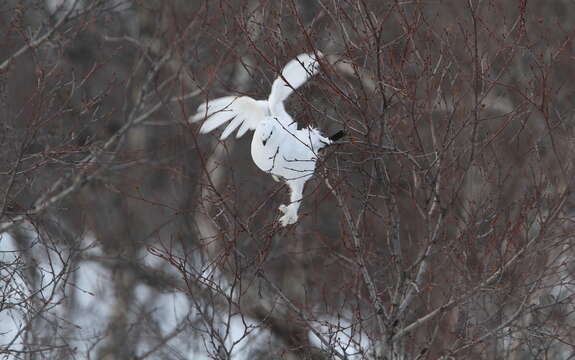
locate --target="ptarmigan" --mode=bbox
[191,52,343,226]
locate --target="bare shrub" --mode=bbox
[2,1,575,359]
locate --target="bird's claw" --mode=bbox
[278,204,298,226]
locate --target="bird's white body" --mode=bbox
[191,53,331,226]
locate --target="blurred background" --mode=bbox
[2,0,575,359]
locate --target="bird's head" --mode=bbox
[258,120,275,146]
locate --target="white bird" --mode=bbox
[191,52,343,226]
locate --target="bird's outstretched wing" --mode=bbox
[190,96,268,140]
[267,52,322,120]
[191,52,322,139]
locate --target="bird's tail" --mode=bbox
[328,130,345,142]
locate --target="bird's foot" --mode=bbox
[278,204,298,226]
[272,174,281,182]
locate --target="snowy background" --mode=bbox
[2,0,575,359]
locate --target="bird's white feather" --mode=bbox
[190,96,237,122]
[219,114,247,139]
[191,96,267,140]
[191,52,333,227]
[268,52,322,111]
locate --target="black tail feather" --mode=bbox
[328,130,345,142]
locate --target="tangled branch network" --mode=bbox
[191,52,343,226]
